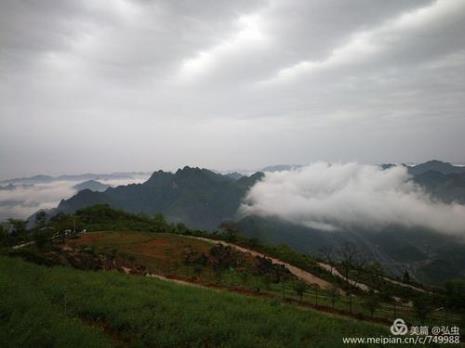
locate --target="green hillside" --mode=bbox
[0,255,400,348]
[3,204,464,347]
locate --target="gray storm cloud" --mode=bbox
[241,162,465,235]
[1,0,465,178]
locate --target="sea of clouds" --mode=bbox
[0,176,149,221]
[241,162,465,235]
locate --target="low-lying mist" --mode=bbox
[241,162,465,235]
[0,176,148,221]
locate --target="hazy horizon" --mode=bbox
[3,159,465,182]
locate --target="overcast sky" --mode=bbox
[1,0,464,179]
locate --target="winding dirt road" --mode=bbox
[317,262,371,292]
[185,236,334,290]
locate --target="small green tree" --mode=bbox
[362,290,380,318]
[293,281,307,302]
[402,270,411,284]
[313,284,320,306]
[365,262,384,289]
[152,213,167,232]
[319,246,335,274]
[328,285,339,309]
[219,222,240,242]
[175,223,188,234]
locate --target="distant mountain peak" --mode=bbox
[73,180,109,192]
[144,170,173,185]
[176,166,204,174]
[57,168,264,230]
[409,160,465,175]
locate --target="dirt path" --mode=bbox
[317,262,371,292]
[184,236,333,290]
[11,241,35,250]
[146,273,207,289]
[382,276,427,293]
[317,262,427,294]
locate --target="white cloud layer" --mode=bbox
[241,163,465,235]
[0,176,148,221]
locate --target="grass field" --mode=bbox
[1,255,423,348]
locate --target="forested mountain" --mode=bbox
[408,160,465,176]
[58,167,263,230]
[413,170,465,204]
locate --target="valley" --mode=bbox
[2,161,465,346]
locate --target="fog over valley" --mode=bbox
[0,174,149,220]
[241,162,465,235]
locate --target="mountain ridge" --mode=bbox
[58,167,264,230]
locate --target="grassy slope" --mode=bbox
[62,231,451,326]
[0,255,406,348]
[66,231,301,291]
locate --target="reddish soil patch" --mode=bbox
[67,232,215,274]
[72,232,106,244]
